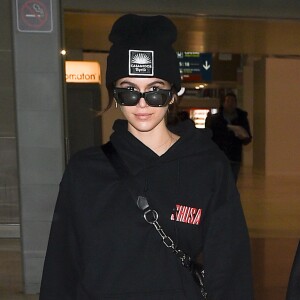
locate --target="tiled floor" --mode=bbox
[238,168,300,299]
[1,168,299,299]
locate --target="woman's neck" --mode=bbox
[128,124,179,156]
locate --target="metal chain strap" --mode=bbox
[137,196,207,299]
[143,209,192,269]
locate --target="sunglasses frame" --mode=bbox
[113,87,173,107]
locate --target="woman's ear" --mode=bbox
[169,98,175,105]
[169,92,178,105]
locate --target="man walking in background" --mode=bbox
[206,92,252,182]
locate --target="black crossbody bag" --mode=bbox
[102,142,207,299]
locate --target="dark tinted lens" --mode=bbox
[145,90,171,107]
[114,88,172,107]
[114,89,140,106]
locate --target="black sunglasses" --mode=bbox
[113,87,173,107]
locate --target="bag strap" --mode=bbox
[101,141,143,202]
[101,141,207,298]
[101,141,131,178]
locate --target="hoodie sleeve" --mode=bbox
[39,163,80,300]
[203,159,254,299]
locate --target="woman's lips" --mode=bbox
[134,113,152,120]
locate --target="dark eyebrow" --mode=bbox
[118,80,136,86]
[147,80,165,86]
[117,79,168,89]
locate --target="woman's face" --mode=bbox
[115,77,173,135]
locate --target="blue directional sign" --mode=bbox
[177,52,212,82]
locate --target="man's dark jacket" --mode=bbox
[206,107,252,162]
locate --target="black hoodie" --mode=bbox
[40,119,253,300]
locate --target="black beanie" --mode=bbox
[106,14,181,92]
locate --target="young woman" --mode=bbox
[40,14,253,299]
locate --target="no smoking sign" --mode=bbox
[16,0,53,32]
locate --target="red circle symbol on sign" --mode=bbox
[20,0,48,29]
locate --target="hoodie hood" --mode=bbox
[110,119,218,175]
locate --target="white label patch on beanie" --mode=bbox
[129,50,154,76]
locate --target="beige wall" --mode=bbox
[265,58,300,175]
[242,62,254,167]
[253,59,266,174]
[254,57,300,176]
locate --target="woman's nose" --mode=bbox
[137,96,148,107]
